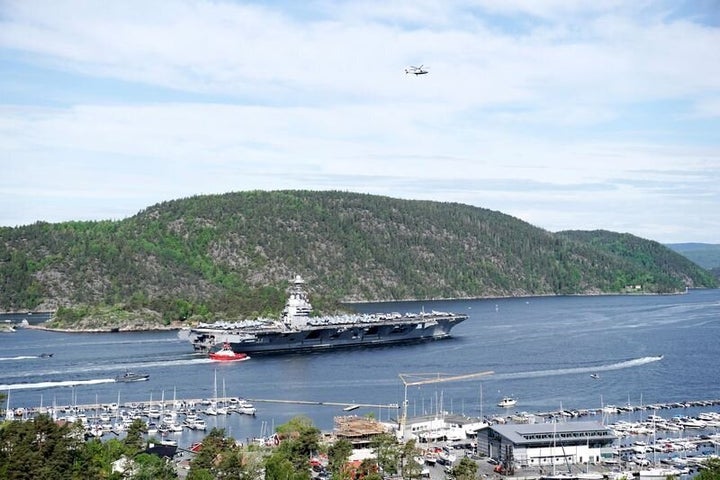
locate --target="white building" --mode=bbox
[404,414,487,442]
[476,421,615,468]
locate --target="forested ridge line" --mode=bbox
[1,190,715,328]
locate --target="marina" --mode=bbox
[4,392,720,442]
[3,392,720,479]
[2,289,719,476]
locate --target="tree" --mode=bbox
[130,453,177,480]
[187,427,262,480]
[72,438,110,479]
[400,439,422,480]
[0,414,85,480]
[370,432,400,476]
[696,457,720,480]
[328,438,353,478]
[275,416,321,475]
[450,457,479,480]
[264,416,323,480]
[186,469,214,480]
[263,452,296,480]
[124,418,147,454]
[357,458,382,480]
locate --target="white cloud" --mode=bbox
[1,0,719,243]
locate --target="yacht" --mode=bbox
[497,397,517,408]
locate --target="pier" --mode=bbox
[5,395,720,424]
[246,398,400,410]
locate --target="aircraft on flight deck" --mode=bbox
[405,65,428,75]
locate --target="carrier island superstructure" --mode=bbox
[180,275,468,354]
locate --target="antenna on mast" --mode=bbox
[398,370,493,439]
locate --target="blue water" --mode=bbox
[1,290,719,447]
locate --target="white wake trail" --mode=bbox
[491,355,663,381]
[0,378,117,391]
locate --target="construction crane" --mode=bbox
[398,370,493,438]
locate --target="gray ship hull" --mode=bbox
[181,275,468,355]
[185,315,466,355]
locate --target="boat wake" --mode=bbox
[492,355,663,381]
[111,357,215,370]
[0,378,116,391]
[0,355,38,361]
[1,357,214,380]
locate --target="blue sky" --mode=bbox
[1,0,719,243]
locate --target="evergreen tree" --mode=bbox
[0,415,85,480]
[327,438,352,478]
[124,418,147,454]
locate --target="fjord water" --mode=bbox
[1,289,719,446]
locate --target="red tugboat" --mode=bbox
[209,343,250,362]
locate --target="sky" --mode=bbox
[1,1,719,244]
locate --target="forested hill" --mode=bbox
[556,230,717,291]
[665,242,720,281]
[1,190,715,327]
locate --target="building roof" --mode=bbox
[406,413,483,427]
[488,421,615,446]
[334,416,388,439]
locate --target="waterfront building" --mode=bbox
[475,421,616,468]
[334,416,390,449]
[404,414,488,442]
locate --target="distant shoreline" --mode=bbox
[340,288,691,304]
[1,289,697,333]
[22,323,181,333]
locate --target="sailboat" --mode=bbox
[216,378,228,415]
[205,370,219,415]
[638,411,684,480]
[5,391,13,421]
[540,420,579,480]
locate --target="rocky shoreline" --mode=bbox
[23,321,183,333]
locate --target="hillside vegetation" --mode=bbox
[1,190,715,328]
[666,243,720,280]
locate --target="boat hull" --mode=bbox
[116,374,149,383]
[209,354,250,362]
[180,275,468,355]
[186,315,466,354]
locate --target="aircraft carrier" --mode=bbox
[179,275,468,354]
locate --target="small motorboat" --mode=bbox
[497,396,517,408]
[209,343,250,362]
[590,373,600,379]
[38,353,54,358]
[115,371,150,382]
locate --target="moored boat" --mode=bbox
[209,343,249,362]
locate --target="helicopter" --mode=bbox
[405,65,428,75]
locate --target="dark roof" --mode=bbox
[488,421,615,445]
